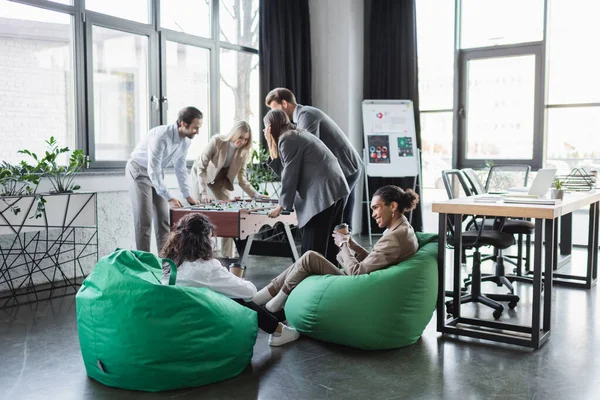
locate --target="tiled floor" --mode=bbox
[1,237,599,400]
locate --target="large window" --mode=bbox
[163,41,211,160]
[0,0,260,168]
[91,27,149,161]
[546,0,600,173]
[0,0,76,164]
[416,0,455,192]
[416,0,600,232]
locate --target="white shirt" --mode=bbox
[161,258,257,301]
[130,123,191,201]
[223,142,237,168]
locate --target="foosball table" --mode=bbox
[170,199,299,267]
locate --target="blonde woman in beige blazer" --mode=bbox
[191,121,267,257]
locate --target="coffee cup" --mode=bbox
[334,223,349,235]
[229,263,245,278]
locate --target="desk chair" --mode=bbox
[462,168,535,291]
[484,164,531,193]
[441,170,520,319]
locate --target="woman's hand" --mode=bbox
[264,124,278,159]
[254,193,270,199]
[268,205,283,218]
[331,231,350,247]
[201,193,212,203]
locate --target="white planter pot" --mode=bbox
[0,192,97,235]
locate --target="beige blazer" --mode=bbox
[336,215,419,276]
[191,135,257,198]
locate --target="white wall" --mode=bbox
[309,0,365,231]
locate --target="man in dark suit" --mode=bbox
[265,88,363,231]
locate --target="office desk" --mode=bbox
[432,191,600,349]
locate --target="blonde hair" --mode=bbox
[225,121,253,152]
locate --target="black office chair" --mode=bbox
[462,168,535,291]
[441,170,520,319]
[484,164,531,194]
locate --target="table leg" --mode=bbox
[587,201,599,287]
[452,214,463,319]
[543,218,555,333]
[283,223,299,262]
[239,233,255,268]
[531,219,544,348]
[437,213,447,331]
[560,213,572,256]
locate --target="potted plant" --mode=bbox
[0,137,87,224]
[0,161,45,218]
[550,178,565,200]
[246,144,280,197]
[19,136,86,194]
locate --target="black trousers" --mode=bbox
[233,299,284,334]
[301,198,345,265]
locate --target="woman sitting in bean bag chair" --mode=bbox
[251,184,437,350]
[253,184,419,310]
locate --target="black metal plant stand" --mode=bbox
[0,192,98,308]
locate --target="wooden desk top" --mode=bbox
[432,190,600,219]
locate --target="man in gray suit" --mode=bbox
[265,88,363,231]
[263,109,349,265]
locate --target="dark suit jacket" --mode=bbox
[293,104,362,180]
[269,130,349,228]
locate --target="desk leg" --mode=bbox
[593,202,599,282]
[543,218,555,333]
[560,213,572,256]
[531,219,544,347]
[452,214,463,319]
[587,201,599,288]
[437,213,447,331]
[283,223,299,262]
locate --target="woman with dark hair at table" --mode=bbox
[263,109,349,265]
[160,213,300,347]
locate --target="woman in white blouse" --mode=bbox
[159,212,299,347]
[191,121,268,258]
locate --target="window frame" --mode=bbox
[455,42,546,169]
[4,0,260,170]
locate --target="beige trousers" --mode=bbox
[126,160,170,253]
[268,250,346,295]
[208,168,235,258]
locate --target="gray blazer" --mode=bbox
[293,104,362,180]
[269,130,350,228]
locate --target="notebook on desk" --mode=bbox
[503,197,561,205]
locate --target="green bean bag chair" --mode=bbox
[285,232,438,350]
[76,249,257,392]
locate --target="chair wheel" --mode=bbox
[493,310,502,319]
[508,301,518,309]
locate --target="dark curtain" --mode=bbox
[259,0,312,147]
[363,0,424,233]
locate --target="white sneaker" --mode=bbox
[269,326,300,347]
